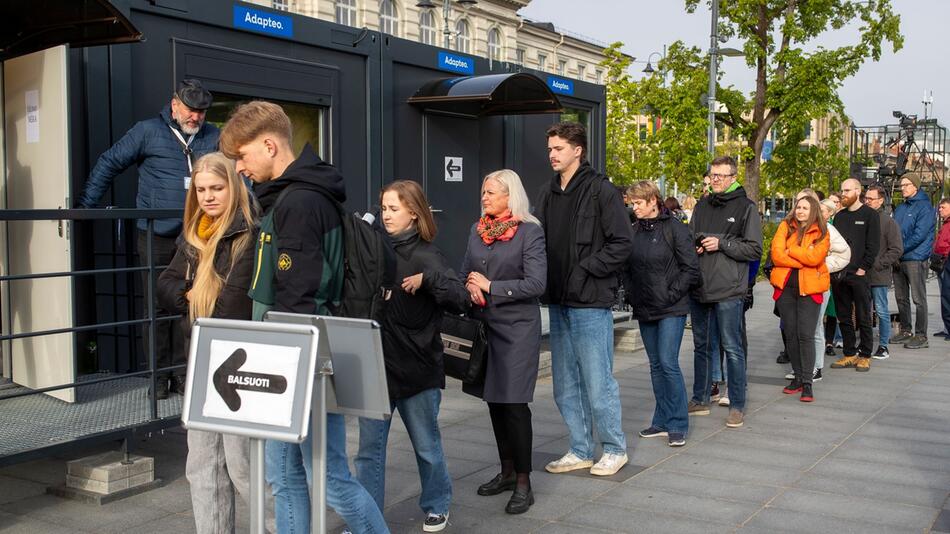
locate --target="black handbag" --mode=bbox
[930,253,947,274]
[440,313,488,385]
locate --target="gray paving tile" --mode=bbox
[557,501,735,533]
[0,493,168,533]
[0,511,86,534]
[808,457,950,490]
[768,488,937,530]
[683,440,820,469]
[0,475,46,505]
[699,427,834,457]
[120,476,194,513]
[932,508,950,533]
[659,452,802,486]
[742,505,924,534]
[828,443,950,472]
[385,501,545,533]
[597,484,762,525]
[626,469,781,504]
[535,522,615,534]
[445,475,587,522]
[796,471,949,509]
[842,434,950,457]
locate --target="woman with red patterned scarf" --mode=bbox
[461,169,547,515]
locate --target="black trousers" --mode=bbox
[776,290,821,384]
[487,402,533,474]
[137,230,185,378]
[831,272,873,357]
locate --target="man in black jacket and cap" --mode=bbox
[687,156,762,429]
[535,122,633,477]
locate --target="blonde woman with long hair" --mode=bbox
[157,152,268,534]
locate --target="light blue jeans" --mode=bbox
[814,290,830,370]
[265,413,388,534]
[549,305,626,458]
[871,285,891,347]
[639,315,689,435]
[355,388,452,516]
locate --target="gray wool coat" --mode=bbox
[460,221,547,403]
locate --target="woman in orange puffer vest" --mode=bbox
[771,196,831,402]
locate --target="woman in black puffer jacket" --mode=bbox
[353,180,469,532]
[622,180,701,448]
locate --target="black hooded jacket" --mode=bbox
[535,161,634,308]
[382,232,469,400]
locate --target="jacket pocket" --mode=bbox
[576,210,596,245]
[565,265,595,303]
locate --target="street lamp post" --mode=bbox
[707,0,720,157]
[416,0,478,49]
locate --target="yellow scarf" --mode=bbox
[197,214,219,241]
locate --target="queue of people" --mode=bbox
[79,78,950,533]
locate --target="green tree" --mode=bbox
[686,0,903,202]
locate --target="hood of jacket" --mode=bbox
[254,144,346,212]
[549,160,598,195]
[708,184,748,207]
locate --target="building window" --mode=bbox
[455,19,470,54]
[335,0,357,26]
[379,0,398,35]
[537,52,547,72]
[272,0,289,10]
[419,9,436,45]
[487,28,502,62]
[558,59,567,75]
[577,63,586,80]
[515,48,526,65]
[595,69,603,84]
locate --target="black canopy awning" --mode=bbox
[1,0,142,61]
[408,73,562,117]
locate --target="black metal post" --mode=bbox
[147,220,158,420]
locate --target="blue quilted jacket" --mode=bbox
[893,189,935,262]
[79,105,219,236]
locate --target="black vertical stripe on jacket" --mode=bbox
[623,211,701,321]
[382,232,470,401]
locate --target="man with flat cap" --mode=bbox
[79,79,219,399]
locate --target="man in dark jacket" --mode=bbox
[220,101,386,534]
[830,178,881,372]
[891,176,936,349]
[687,156,762,429]
[864,185,903,360]
[535,122,633,477]
[78,79,218,398]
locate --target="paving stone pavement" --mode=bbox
[1,279,948,533]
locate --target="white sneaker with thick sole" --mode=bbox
[590,452,628,476]
[544,451,594,473]
[718,395,730,407]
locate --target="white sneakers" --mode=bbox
[545,451,628,476]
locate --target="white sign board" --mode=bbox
[202,339,301,427]
[444,156,463,182]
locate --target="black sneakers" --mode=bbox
[824,345,836,357]
[776,351,790,364]
[872,346,890,360]
[813,368,823,381]
[800,383,814,403]
[423,513,449,532]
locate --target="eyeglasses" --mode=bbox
[899,182,914,188]
[709,173,735,181]
[864,196,881,202]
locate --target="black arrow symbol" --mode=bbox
[212,348,288,412]
[446,159,461,178]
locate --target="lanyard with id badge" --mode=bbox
[169,126,196,190]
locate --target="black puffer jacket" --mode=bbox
[623,212,701,321]
[382,231,469,400]
[157,213,258,339]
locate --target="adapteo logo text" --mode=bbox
[438,51,475,74]
[551,80,571,92]
[233,6,294,38]
[245,11,284,31]
[443,57,470,69]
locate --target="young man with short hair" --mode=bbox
[220,101,387,534]
[864,185,903,359]
[535,122,633,477]
[891,176,936,349]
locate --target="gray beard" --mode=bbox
[175,115,202,136]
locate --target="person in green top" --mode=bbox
[219,101,387,534]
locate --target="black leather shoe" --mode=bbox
[477,473,516,496]
[505,487,534,514]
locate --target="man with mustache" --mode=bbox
[78,79,219,399]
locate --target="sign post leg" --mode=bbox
[249,437,266,534]
[311,373,327,534]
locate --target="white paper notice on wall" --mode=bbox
[444,157,463,182]
[25,90,40,143]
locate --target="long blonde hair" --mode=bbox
[482,169,540,225]
[182,152,254,321]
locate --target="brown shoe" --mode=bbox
[725,409,744,428]
[856,357,871,372]
[830,355,859,369]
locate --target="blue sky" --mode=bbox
[519,0,946,127]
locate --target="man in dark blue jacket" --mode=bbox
[79,79,219,399]
[891,175,936,349]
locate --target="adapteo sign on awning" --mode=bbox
[233,5,294,39]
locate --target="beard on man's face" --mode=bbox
[841,193,858,207]
[177,116,202,135]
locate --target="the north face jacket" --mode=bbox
[893,189,935,261]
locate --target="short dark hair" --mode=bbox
[710,156,738,175]
[939,197,950,208]
[866,184,886,200]
[546,122,587,159]
[664,197,681,211]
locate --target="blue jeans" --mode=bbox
[355,388,452,516]
[265,413,388,534]
[549,305,626,458]
[871,285,891,346]
[638,316,689,435]
[689,298,747,411]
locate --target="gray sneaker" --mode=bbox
[891,331,913,343]
[725,409,744,428]
[687,400,710,416]
[904,335,929,349]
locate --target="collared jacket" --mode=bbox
[869,209,903,286]
[894,190,936,261]
[769,221,831,296]
[689,185,763,303]
[535,162,633,308]
[79,105,220,236]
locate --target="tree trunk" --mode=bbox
[744,150,761,205]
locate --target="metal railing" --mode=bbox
[0,208,184,464]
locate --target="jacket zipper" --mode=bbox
[251,232,269,290]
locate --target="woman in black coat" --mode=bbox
[461,169,547,515]
[353,180,469,533]
[156,152,262,534]
[623,181,700,447]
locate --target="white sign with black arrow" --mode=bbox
[444,156,463,182]
[202,339,301,427]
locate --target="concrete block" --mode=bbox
[66,474,129,495]
[66,453,153,484]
